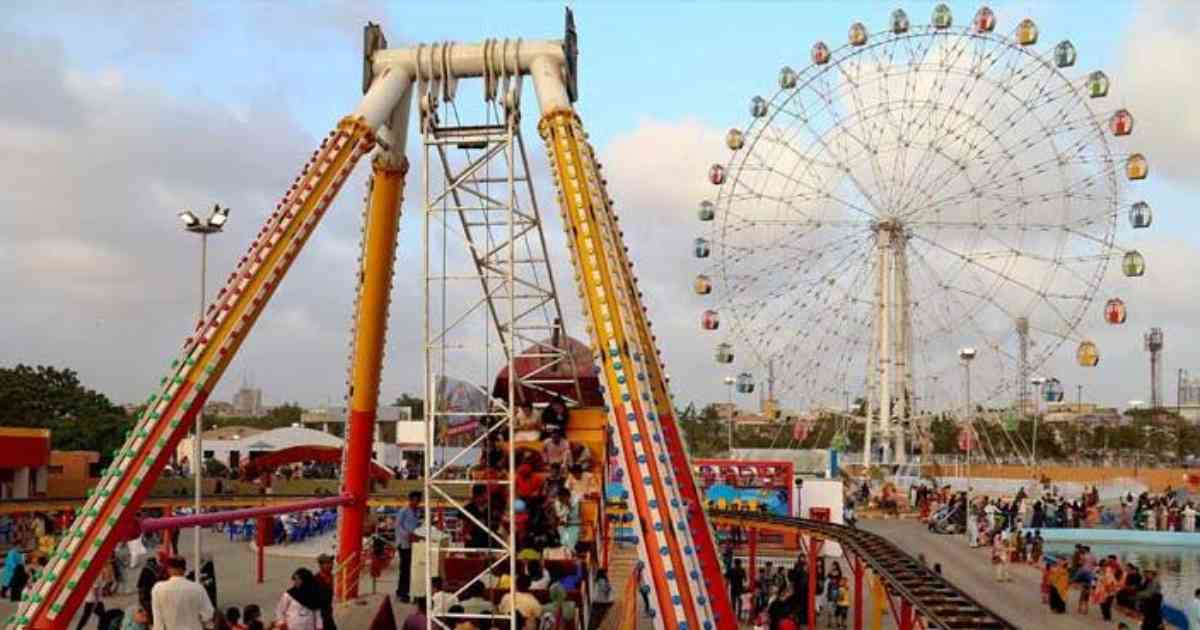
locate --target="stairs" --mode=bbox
[597,542,640,630]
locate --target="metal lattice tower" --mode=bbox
[1146,327,1164,410]
[420,75,576,626]
[1016,317,1031,416]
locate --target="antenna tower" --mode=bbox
[1146,327,1164,409]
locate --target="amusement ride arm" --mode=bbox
[5,68,414,630]
[588,144,737,629]
[539,107,727,630]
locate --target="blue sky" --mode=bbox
[16,2,1142,149]
[2,2,1197,412]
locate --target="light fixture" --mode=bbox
[178,210,200,228]
[207,204,230,228]
[723,376,736,385]
[958,347,976,361]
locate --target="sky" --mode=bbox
[1,2,1198,414]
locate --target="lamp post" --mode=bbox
[724,376,736,454]
[178,204,229,571]
[1030,376,1046,469]
[955,345,974,542]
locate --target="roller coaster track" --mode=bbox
[708,511,1018,630]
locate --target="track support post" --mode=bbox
[852,556,864,630]
[806,536,820,630]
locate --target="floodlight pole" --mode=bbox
[180,206,228,573]
[725,376,736,455]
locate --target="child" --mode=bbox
[593,569,614,604]
[243,604,264,630]
[227,606,246,630]
[835,576,850,629]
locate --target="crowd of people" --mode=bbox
[0,396,607,629]
[723,554,850,630]
[379,398,603,629]
[911,481,1200,533]
[905,482,1175,628]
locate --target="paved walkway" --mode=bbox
[861,518,1102,630]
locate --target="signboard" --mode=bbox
[694,459,795,547]
[436,375,489,438]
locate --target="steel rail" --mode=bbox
[708,510,1018,630]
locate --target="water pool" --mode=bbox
[1046,541,1200,613]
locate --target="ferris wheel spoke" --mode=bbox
[773,262,876,383]
[833,57,897,210]
[895,55,1088,215]
[887,33,1012,213]
[909,232,1090,339]
[720,235,873,300]
[903,149,1118,231]
[755,123,843,171]
[724,240,874,318]
[886,34,988,213]
[906,239,1006,342]
[781,76,888,217]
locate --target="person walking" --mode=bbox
[136,558,159,614]
[313,555,337,630]
[150,556,214,630]
[991,533,1010,582]
[1,546,23,599]
[274,568,325,630]
[726,558,747,620]
[76,582,106,629]
[394,491,423,603]
[7,556,28,603]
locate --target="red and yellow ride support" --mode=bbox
[540,108,727,630]
[5,117,375,630]
[335,154,408,601]
[582,125,737,629]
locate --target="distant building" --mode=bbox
[47,451,101,497]
[1043,402,1122,425]
[0,427,50,499]
[175,425,406,470]
[1181,375,1200,405]
[301,405,415,443]
[203,401,237,417]
[232,384,265,417]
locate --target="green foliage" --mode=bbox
[205,402,304,431]
[0,364,132,463]
[678,403,729,457]
[393,393,425,420]
[203,457,229,477]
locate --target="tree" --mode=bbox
[678,403,729,458]
[206,402,304,431]
[266,402,304,426]
[393,393,424,420]
[0,364,133,463]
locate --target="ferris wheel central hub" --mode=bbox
[872,218,906,234]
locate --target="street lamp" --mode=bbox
[724,376,737,454]
[1027,376,1046,468]
[178,204,229,572]
[958,347,976,531]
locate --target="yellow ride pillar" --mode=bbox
[335,155,407,601]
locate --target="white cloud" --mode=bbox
[1114,3,1200,186]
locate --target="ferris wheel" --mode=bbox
[694,4,1152,463]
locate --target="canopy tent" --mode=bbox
[240,445,391,482]
[491,334,604,406]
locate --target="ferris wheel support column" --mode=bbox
[892,232,911,465]
[877,228,893,466]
